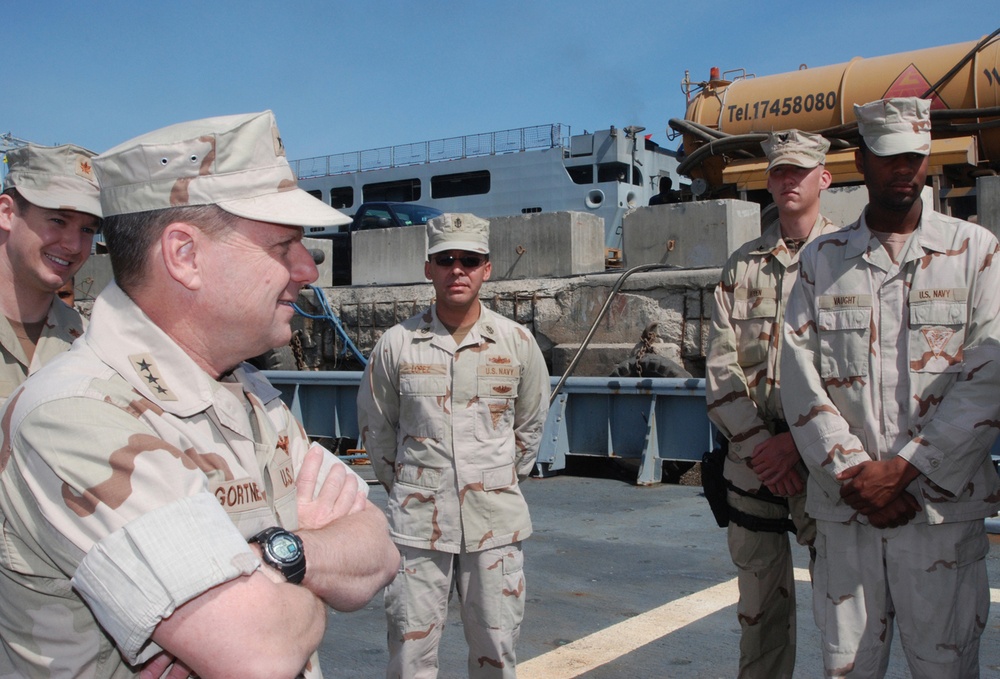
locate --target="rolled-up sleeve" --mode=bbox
[72,492,259,664]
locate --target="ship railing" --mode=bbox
[291,123,570,179]
[262,370,714,486]
[261,369,1000,501]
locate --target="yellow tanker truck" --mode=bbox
[671,29,1000,220]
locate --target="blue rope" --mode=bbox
[292,285,369,367]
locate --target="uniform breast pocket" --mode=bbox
[817,307,871,378]
[395,463,443,491]
[475,377,518,441]
[909,299,966,374]
[731,296,777,367]
[399,374,447,440]
[0,517,62,579]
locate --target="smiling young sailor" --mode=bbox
[0,143,101,405]
[780,97,1000,678]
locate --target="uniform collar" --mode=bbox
[0,295,84,367]
[414,303,498,350]
[853,206,941,265]
[751,214,832,261]
[749,220,785,256]
[85,282,279,418]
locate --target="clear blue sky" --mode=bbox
[6,1,998,163]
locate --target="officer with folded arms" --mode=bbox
[0,111,399,679]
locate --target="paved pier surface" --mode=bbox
[320,462,1000,678]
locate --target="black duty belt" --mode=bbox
[728,506,797,535]
[701,429,797,534]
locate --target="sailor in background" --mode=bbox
[359,213,549,679]
[706,129,838,679]
[648,175,681,205]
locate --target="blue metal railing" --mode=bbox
[262,371,714,486]
[540,376,712,485]
[261,369,999,497]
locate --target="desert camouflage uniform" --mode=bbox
[0,298,84,405]
[706,215,836,679]
[781,209,1000,678]
[0,282,358,678]
[358,303,549,679]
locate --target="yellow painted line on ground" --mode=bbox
[520,568,1000,679]
[518,577,739,679]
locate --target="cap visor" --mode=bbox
[15,186,103,219]
[427,240,490,255]
[766,156,821,173]
[219,188,351,228]
[866,134,931,157]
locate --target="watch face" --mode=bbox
[269,533,302,563]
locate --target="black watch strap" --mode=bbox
[249,527,306,584]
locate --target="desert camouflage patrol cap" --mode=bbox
[761,129,830,172]
[427,212,490,255]
[3,143,102,218]
[854,97,932,157]
[93,110,350,228]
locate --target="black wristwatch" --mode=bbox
[249,527,306,584]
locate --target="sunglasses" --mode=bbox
[432,254,487,268]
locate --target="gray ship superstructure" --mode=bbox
[292,123,683,254]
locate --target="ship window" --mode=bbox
[306,189,323,201]
[521,207,542,214]
[566,165,593,185]
[632,166,643,186]
[363,179,421,202]
[597,162,630,183]
[330,187,354,209]
[431,170,490,199]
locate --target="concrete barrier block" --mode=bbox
[489,212,605,280]
[304,237,332,287]
[351,225,428,285]
[820,185,868,227]
[978,175,1000,239]
[76,253,114,301]
[623,200,760,268]
[351,211,605,285]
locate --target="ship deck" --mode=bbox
[320,463,1000,678]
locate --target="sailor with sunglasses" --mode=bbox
[359,213,550,678]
